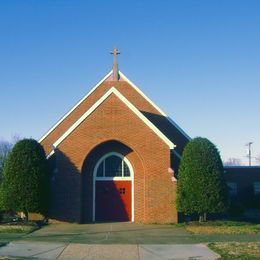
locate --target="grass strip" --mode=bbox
[183,221,260,234]
[208,242,260,259]
[0,223,38,233]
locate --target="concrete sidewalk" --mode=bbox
[0,241,220,259]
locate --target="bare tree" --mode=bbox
[223,157,243,166]
[11,134,21,144]
[0,140,12,181]
[0,136,21,182]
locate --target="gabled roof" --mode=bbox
[39,70,190,145]
[52,87,175,150]
[39,71,113,143]
[119,72,191,141]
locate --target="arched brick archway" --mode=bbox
[81,140,144,223]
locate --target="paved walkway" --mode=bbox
[0,241,220,259]
[23,222,193,244]
[2,222,260,245]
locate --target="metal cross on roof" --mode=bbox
[110,48,120,81]
[110,47,120,59]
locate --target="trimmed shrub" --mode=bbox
[177,137,228,221]
[1,139,49,219]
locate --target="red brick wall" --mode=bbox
[49,94,177,223]
[41,80,162,155]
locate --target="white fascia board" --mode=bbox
[46,150,55,159]
[53,87,175,149]
[39,70,113,143]
[119,71,191,140]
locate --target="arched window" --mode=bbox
[96,153,131,178]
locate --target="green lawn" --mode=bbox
[0,222,39,244]
[0,225,37,233]
[182,221,260,235]
[209,242,260,259]
[0,222,39,234]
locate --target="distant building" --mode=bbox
[224,166,260,205]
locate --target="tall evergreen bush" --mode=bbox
[1,139,49,219]
[177,137,228,221]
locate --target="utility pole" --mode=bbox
[246,142,253,166]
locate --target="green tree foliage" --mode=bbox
[177,137,228,221]
[1,139,49,218]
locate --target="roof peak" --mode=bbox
[52,86,175,150]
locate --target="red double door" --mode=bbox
[95,180,132,222]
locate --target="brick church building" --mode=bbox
[40,49,191,223]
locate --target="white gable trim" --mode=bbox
[39,69,190,143]
[39,70,113,142]
[119,71,167,116]
[46,150,55,159]
[52,87,175,149]
[119,71,191,140]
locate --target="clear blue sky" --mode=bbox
[0,0,259,165]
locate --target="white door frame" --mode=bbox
[92,152,134,222]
